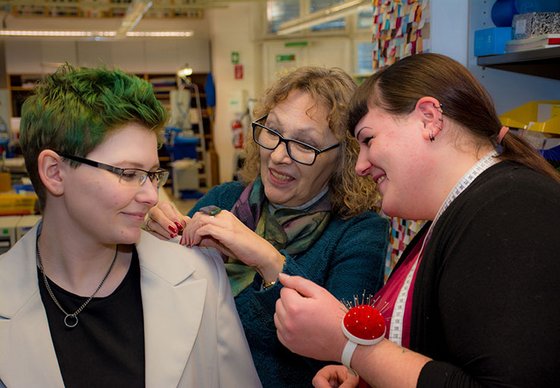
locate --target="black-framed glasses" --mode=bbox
[58,152,169,188]
[251,115,340,166]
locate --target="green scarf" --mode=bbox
[225,177,331,296]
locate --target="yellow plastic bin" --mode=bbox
[0,193,38,216]
[500,100,560,135]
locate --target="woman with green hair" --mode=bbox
[0,64,261,387]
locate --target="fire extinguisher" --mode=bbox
[231,115,244,149]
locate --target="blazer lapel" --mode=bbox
[137,232,207,387]
[0,223,65,387]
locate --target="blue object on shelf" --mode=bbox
[205,73,216,108]
[13,184,35,194]
[177,190,205,200]
[170,136,199,161]
[492,0,519,27]
[474,27,513,56]
[541,144,560,161]
[515,0,560,13]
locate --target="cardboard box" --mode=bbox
[513,12,560,39]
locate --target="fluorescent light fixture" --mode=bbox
[177,64,193,78]
[0,30,116,37]
[277,0,370,36]
[127,31,194,37]
[117,0,153,38]
[0,30,193,38]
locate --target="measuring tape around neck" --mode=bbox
[388,151,499,346]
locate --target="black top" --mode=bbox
[38,247,145,388]
[392,161,560,387]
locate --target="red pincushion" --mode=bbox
[343,305,385,342]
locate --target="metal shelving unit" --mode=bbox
[477,46,560,80]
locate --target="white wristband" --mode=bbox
[341,340,357,369]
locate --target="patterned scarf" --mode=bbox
[226,176,331,296]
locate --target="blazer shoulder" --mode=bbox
[137,231,225,286]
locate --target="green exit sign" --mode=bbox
[276,54,296,63]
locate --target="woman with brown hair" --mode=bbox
[275,53,560,387]
[146,66,389,387]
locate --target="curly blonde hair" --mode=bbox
[238,66,380,218]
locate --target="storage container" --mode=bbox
[513,12,560,39]
[170,136,200,161]
[500,100,560,135]
[474,27,512,56]
[0,193,37,216]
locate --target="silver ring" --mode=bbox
[144,218,152,232]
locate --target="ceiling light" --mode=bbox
[128,31,194,37]
[277,0,370,36]
[177,64,193,78]
[0,30,116,37]
[0,30,193,38]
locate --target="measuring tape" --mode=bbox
[389,151,499,345]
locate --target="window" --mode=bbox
[309,0,346,32]
[267,0,300,34]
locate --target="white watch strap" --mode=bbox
[341,340,358,369]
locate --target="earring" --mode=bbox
[429,131,435,142]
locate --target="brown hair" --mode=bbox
[348,53,560,182]
[239,66,380,218]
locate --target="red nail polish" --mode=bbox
[168,225,177,233]
[175,222,183,231]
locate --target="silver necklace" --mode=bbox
[36,239,119,329]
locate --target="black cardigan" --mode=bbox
[391,161,560,387]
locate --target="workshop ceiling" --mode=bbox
[0,0,264,20]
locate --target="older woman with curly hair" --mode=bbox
[146,66,389,387]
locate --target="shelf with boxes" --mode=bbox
[474,3,560,80]
[7,74,43,118]
[7,72,215,194]
[477,45,560,79]
[144,72,214,195]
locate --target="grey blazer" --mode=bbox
[0,224,262,388]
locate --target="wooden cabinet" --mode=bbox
[7,74,42,118]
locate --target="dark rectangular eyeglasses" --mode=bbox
[58,152,169,188]
[251,115,340,166]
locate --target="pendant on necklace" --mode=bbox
[64,314,79,328]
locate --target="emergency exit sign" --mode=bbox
[276,54,296,62]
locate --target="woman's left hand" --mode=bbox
[274,273,347,362]
[181,208,285,281]
[312,365,359,388]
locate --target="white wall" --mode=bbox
[3,16,211,73]
[430,0,469,64]
[261,37,353,87]
[5,38,211,74]
[207,2,263,183]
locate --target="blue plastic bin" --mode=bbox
[474,27,512,56]
[170,136,199,161]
